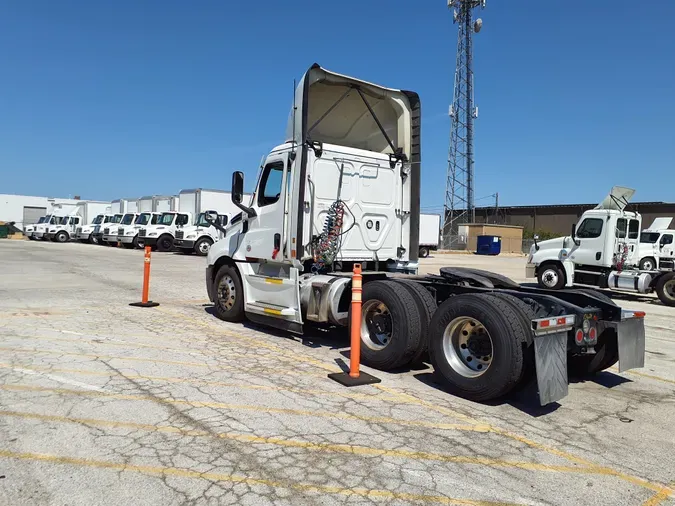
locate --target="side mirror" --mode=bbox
[231,171,256,218]
[571,223,581,246]
[204,213,227,235]
[232,171,244,204]
[533,234,540,251]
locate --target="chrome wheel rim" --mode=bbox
[361,299,392,350]
[643,259,654,270]
[217,275,236,311]
[541,269,559,288]
[442,316,493,378]
[198,241,211,254]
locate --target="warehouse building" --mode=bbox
[0,194,85,231]
[470,201,675,237]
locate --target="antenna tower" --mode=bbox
[443,0,485,248]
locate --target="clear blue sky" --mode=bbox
[1,0,674,209]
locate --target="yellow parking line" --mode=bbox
[642,483,675,506]
[0,409,584,473]
[0,383,491,433]
[615,368,675,386]
[0,449,520,506]
[0,363,394,403]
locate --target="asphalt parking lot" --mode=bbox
[1,241,674,506]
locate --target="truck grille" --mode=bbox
[139,228,146,237]
[118,227,124,236]
[103,228,110,235]
[175,230,184,239]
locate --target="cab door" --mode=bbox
[659,233,675,260]
[569,216,608,266]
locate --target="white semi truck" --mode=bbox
[526,187,675,306]
[33,213,71,240]
[637,218,675,271]
[25,216,47,240]
[46,201,110,243]
[204,64,646,406]
[174,190,246,256]
[117,211,162,249]
[102,199,137,246]
[418,213,441,258]
[77,214,113,244]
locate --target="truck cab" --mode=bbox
[25,216,47,240]
[205,64,419,332]
[138,211,191,252]
[100,214,124,245]
[175,211,229,256]
[117,211,161,249]
[637,218,675,271]
[34,215,68,240]
[46,215,82,242]
[78,214,109,244]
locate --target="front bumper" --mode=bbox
[205,265,215,302]
[175,239,195,249]
[140,237,158,246]
[34,231,45,239]
[102,235,118,243]
[526,263,536,279]
[78,232,91,240]
[118,235,136,244]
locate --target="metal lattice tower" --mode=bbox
[443,0,485,248]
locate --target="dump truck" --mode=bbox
[204,64,646,405]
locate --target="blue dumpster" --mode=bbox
[476,235,501,255]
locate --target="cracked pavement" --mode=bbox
[0,241,673,505]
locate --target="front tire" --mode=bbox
[537,263,565,290]
[419,247,430,258]
[156,234,174,252]
[356,280,422,371]
[639,257,656,271]
[213,264,245,322]
[655,272,675,307]
[195,238,213,256]
[429,294,526,401]
[55,231,69,243]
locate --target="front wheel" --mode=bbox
[639,257,656,271]
[89,234,99,245]
[195,238,213,256]
[537,263,565,290]
[419,247,430,258]
[55,231,69,243]
[428,294,526,401]
[156,234,174,252]
[655,272,675,307]
[213,264,245,322]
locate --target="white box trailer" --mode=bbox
[152,195,175,213]
[418,214,441,258]
[137,196,154,213]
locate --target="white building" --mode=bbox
[0,194,87,231]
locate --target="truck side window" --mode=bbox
[616,218,627,239]
[176,214,189,226]
[661,234,673,246]
[628,219,640,239]
[576,218,603,239]
[258,162,284,207]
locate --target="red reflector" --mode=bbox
[633,311,646,319]
[557,317,567,325]
[575,329,584,344]
[540,320,550,328]
[589,327,597,340]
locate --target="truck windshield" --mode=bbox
[112,214,123,224]
[37,217,46,224]
[135,213,151,225]
[49,216,57,224]
[196,213,215,227]
[92,215,104,225]
[159,213,175,225]
[57,217,69,225]
[176,214,190,226]
[640,232,660,243]
[120,214,135,225]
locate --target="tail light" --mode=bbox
[588,326,597,344]
[575,329,584,344]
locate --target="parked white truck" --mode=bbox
[77,214,112,244]
[117,211,162,249]
[637,218,675,271]
[526,186,675,306]
[418,213,441,258]
[46,201,110,243]
[174,190,245,256]
[25,216,47,240]
[204,64,646,406]
[102,199,137,246]
[33,213,70,240]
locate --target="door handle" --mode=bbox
[272,233,281,259]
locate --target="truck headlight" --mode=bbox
[149,232,157,237]
[127,231,135,235]
[187,234,196,239]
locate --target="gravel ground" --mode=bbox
[0,241,673,506]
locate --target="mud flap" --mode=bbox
[534,331,568,406]
[613,317,646,373]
